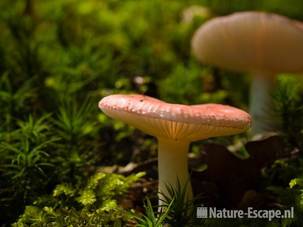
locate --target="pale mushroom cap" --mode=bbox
[99,94,251,141]
[192,11,303,73]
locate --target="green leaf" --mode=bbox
[77,189,96,206]
[53,184,75,197]
[290,178,303,189]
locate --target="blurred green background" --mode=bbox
[1,0,303,226]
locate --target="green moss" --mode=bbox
[14,172,144,226]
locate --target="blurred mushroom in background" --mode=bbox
[192,11,303,134]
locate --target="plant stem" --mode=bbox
[250,72,276,134]
[157,138,192,205]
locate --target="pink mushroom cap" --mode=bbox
[99,94,251,141]
[192,11,303,74]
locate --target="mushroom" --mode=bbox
[191,11,303,134]
[99,94,251,205]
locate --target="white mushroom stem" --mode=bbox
[157,138,192,206]
[250,72,276,134]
